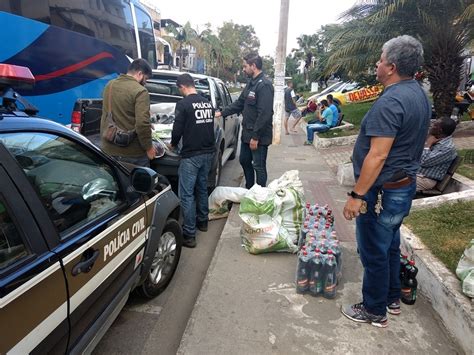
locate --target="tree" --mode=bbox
[326,0,473,118]
[217,22,260,81]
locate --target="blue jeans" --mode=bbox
[356,182,416,315]
[306,123,329,142]
[178,152,215,238]
[239,143,268,189]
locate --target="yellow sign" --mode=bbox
[332,85,383,105]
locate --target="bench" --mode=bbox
[419,155,464,196]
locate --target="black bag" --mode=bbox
[102,81,136,147]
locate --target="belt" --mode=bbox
[382,177,413,189]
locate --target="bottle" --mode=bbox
[401,260,418,305]
[309,252,324,296]
[323,250,337,299]
[296,248,311,294]
[329,240,342,279]
[298,221,310,248]
[400,254,409,282]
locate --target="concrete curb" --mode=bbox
[411,189,474,210]
[177,204,241,354]
[400,225,473,354]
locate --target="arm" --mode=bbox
[171,101,185,147]
[134,90,154,158]
[251,83,274,141]
[343,137,395,219]
[221,89,246,117]
[420,142,456,167]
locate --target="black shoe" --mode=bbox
[182,237,196,248]
[196,220,208,232]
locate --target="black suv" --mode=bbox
[0,64,183,353]
[146,70,241,190]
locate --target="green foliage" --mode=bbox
[262,56,275,79]
[404,201,474,274]
[457,149,474,180]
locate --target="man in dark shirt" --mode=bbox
[341,35,430,327]
[171,74,215,248]
[216,53,274,189]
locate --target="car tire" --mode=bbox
[228,126,240,160]
[138,218,182,298]
[208,149,222,193]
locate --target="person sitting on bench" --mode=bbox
[304,99,334,145]
[416,118,457,192]
[327,94,341,127]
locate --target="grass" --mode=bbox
[404,200,474,274]
[457,149,474,180]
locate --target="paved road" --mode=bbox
[94,155,243,355]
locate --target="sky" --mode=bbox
[149,0,358,56]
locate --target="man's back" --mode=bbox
[172,93,215,158]
[100,74,151,157]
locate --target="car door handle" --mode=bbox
[72,249,100,276]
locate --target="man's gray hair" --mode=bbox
[382,35,424,77]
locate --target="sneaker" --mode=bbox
[341,303,388,328]
[196,220,208,232]
[303,141,313,146]
[182,237,196,248]
[387,300,401,315]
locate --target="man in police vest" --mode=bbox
[216,53,274,189]
[171,74,216,248]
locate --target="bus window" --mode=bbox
[134,6,157,66]
[0,0,51,23]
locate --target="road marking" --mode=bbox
[124,304,163,315]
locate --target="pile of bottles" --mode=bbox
[295,202,342,298]
[400,254,418,305]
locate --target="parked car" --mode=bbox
[0,64,182,354]
[70,70,241,191]
[146,70,241,191]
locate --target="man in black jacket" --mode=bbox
[216,53,274,188]
[171,74,216,248]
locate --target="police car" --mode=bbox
[0,64,183,353]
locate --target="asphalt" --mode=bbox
[177,129,464,354]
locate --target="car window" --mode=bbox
[0,198,29,269]
[220,83,233,106]
[0,132,124,236]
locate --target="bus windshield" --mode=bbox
[0,0,157,124]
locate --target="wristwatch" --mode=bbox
[347,191,365,200]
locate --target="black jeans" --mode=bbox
[239,142,268,189]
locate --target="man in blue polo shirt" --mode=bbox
[304,99,333,145]
[341,35,430,327]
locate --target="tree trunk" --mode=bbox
[424,26,465,119]
[179,42,183,72]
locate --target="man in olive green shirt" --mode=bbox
[100,58,155,166]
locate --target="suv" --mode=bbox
[146,70,241,190]
[0,64,183,353]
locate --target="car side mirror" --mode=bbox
[131,167,159,194]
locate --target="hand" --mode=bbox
[215,111,222,118]
[249,138,258,151]
[146,146,156,160]
[343,197,364,220]
[425,135,439,148]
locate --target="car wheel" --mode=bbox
[228,126,240,160]
[208,149,223,193]
[138,218,182,298]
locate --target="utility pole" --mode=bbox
[273,0,290,145]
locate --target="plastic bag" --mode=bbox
[456,239,474,298]
[208,186,248,220]
[239,185,297,254]
[268,170,305,244]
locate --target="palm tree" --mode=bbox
[327,0,473,118]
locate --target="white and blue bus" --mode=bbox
[0,0,157,124]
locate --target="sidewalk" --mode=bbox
[178,131,462,354]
